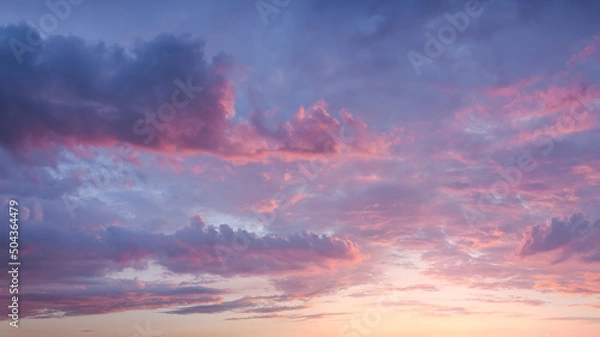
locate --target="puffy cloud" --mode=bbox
[0,216,362,286]
[0,24,389,163]
[2,0,600,327]
[519,213,600,262]
[0,23,239,154]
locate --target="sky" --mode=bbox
[0,0,599,336]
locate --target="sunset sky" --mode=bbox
[1,0,599,336]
